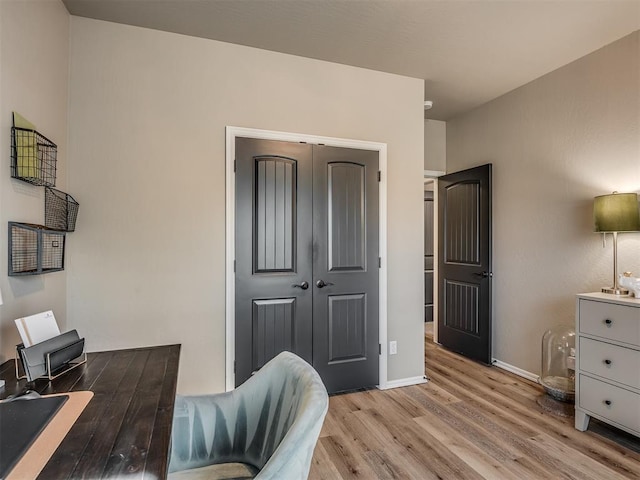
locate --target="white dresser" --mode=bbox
[575,293,640,436]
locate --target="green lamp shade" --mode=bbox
[594,192,640,232]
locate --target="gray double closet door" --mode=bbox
[235,137,379,393]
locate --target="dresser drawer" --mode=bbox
[579,337,640,389]
[579,374,640,433]
[579,299,640,346]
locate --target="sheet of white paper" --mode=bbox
[14,311,60,347]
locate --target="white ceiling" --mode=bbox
[62,0,640,120]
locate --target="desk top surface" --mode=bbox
[0,344,181,480]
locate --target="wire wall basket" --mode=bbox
[10,126,57,187]
[8,222,65,276]
[45,187,79,232]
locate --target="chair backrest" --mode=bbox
[251,351,328,479]
[169,351,328,479]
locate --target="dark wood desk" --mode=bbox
[0,344,180,479]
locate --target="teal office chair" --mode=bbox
[168,351,329,479]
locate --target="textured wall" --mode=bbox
[424,119,446,172]
[0,1,70,361]
[67,18,425,393]
[447,31,640,375]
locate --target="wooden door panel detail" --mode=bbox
[445,182,480,266]
[252,298,296,372]
[328,294,367,363]
[254,157,296,273]
[327,162,366,272]
[444,280,479,336]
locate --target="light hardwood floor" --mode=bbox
[308,327,640,480]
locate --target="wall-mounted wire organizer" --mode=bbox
[45,187,79,232]
[8,222,65,276]
[10,126,57,187]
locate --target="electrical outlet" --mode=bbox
[389,341,397,355]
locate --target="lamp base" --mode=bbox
[601,286,629,295]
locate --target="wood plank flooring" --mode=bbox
[308,328,640,480]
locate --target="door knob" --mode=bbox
[292,281,309,290]
[473,271,493,278]
[316,279,334,288]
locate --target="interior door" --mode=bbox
[235,138,379,392]
[312,146,379,393]
[235,138,313,385]
[437,164,492,364]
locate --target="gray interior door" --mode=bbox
[235,138,379,392]
[235,138,314,385]
[312,146,379,393]
[437,164,492,364]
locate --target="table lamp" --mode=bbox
[593,192,640,295]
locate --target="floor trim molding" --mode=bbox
[379,375,428,390]
[492,359,539,383]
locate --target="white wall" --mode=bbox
[424,119,446,172]
[0,0,70,361]
[67,18,425,393]
[447,31,640,375]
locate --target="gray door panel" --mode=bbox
[438,164,492,364]
[235,138,313,385]
[312,146,379,392]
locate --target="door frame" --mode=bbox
[225,126,388,391]
[423,171,444,345]
[423,178,438,344]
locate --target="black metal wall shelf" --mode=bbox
[45,187,79,232]
[10,126,57,187]
[8,222,65,276]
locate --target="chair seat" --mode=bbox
[168,462,259,480]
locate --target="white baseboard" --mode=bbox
[379,375,428,390]
[492,359,539,383]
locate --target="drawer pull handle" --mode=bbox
[603,359,612,366]
[604,400,612,406]
[604,319,613,326]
